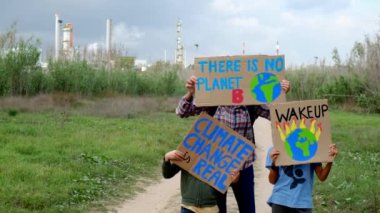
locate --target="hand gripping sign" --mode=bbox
[174,112,255,193]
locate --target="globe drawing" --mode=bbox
[250,73,281,103]
[284,128,318,161]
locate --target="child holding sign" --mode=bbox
[266,144,338,212]
[162,150,239,213]
[176,75,290,213]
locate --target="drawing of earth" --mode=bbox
[285,128,318,161]
[250,73,281,103]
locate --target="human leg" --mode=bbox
[181,207,195,213]
[272,204,312,213]
[231,165,255,213]
[216,191,227,213]
[272,204,290,213]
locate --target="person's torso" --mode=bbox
[214,106,254,141]
[269,164,316,208]
[180,170,219,207]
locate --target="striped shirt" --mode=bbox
[176,97,270,169]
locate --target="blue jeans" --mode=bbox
[181,207,195,213]
[217,165,255,213]
[272,204,312,213]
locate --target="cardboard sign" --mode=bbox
[175,112,255,193]
[270,100,333,166]
[194,55,286,106]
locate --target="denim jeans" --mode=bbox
[217,165,255,213]
[181,207,195,213]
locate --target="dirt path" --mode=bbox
[113,117,273,213]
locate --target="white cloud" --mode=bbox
[210,0,245,15]
[87,42,103,51]
[209,0,271,15]
[285,0,351,12]
[3,0,379,65]
[228,17,259,28]
[112,22,145,48]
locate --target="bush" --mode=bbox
[45,60,184,97]
[0,26,41,96]
[7,108,18,116]
[286,28,380,113]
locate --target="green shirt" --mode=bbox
[162,159,220,207]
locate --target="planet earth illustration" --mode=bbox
[284,128,318,161]
[250,73,281,103]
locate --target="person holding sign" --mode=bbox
[176,75,290,213]
[162,150,239,213]
[266,144,338,213]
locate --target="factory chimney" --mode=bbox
[106,19,112,54]
[55,14,62,60]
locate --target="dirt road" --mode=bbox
[113,117,273,213]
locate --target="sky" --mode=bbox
[0,0,379,66]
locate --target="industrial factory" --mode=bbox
[53,14,186,71]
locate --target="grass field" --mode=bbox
[314,111,379,213]
[0,109,378,212]
[0,110,194,212]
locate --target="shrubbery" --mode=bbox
[0,26,185,97]
[286,29,380,113]
[0,25,379,112]
[47,60,185,96]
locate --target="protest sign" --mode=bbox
[194,55,286,106]
[175,112,255,193]
[269,99,333,166]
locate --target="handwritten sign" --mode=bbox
[269,100,333,166]
[175,112,255,193]
[194,55,286,106]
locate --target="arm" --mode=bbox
[268,148,280,184]
[175,97,203,118]
[314,163,333,182]
[162,150,184,179]
[175,76,203,118]
[230,169,240,184]
[315,144,338,182]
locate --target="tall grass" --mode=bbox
[47,60,186,96]
[1,25,379,112]
[0,26,186,97]
[286,29,380,113]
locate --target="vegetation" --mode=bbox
[0,108,378,212]
[0,25,185,97]
[314,111,380,213]
[286,29,380,113]
[1,25,379,112]
[0,110,194,212]
[0,24,379,211]
[47,60,184,96]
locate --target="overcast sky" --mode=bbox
[1,0,379,65]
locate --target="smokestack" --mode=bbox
[55,14,62,60]
[106,19,112,53]
[242,41,245,55]
[276,40,280,56]
[62,23,73,50]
